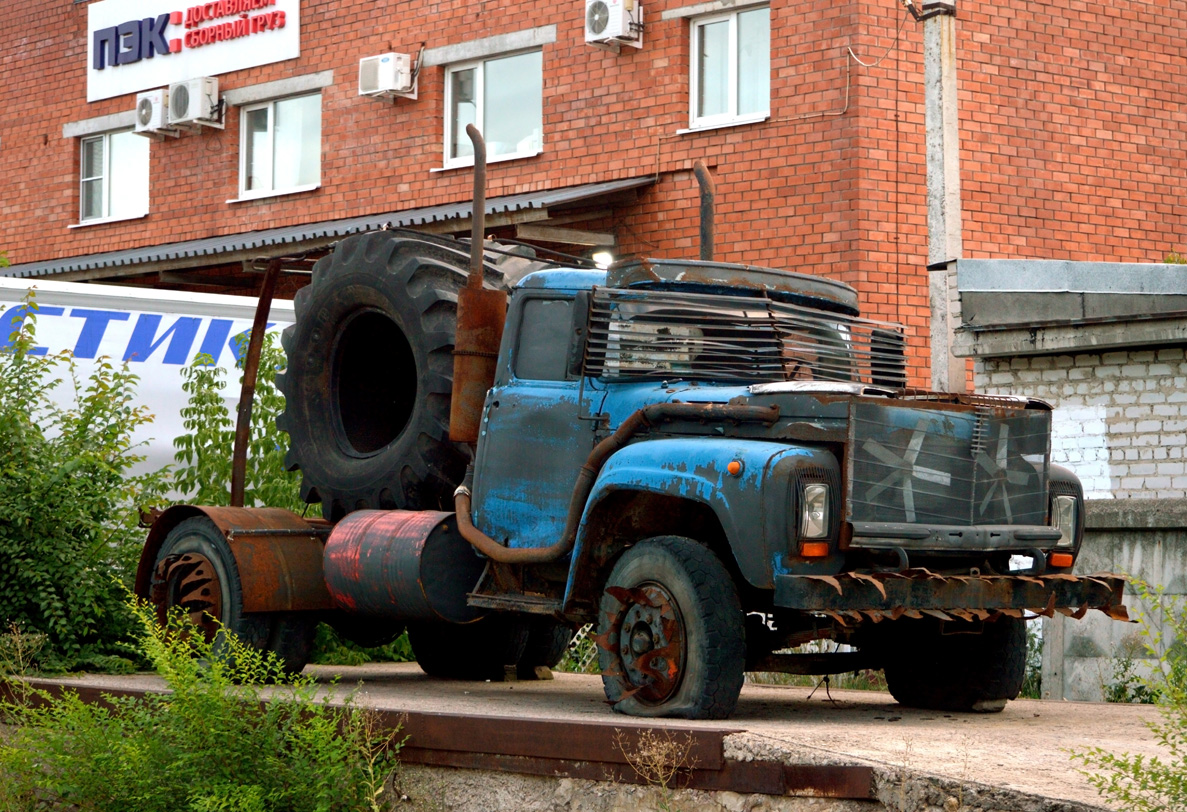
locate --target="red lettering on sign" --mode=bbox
[170,37,182,52]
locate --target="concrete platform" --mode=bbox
[25,663,1167,811]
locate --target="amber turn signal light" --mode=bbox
[800,542,830,558]
[1048,552,1074,569]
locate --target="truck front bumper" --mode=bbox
[773,570,1128,622]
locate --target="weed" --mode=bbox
[0,599,401,812]
[1071,579,1187,811]
[613,729,698,812]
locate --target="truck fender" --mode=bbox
[562,438,813,613]
[135,504,334,613]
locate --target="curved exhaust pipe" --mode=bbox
[449,124,508,444]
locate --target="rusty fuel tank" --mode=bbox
[322,510,487,624]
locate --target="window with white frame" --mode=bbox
[79,130,149,222]
[239,93,322,198]
[445,49,542,168]
[690,6,770,129]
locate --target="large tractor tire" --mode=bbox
[880,615,1026,712]
[597,536,746,720]
[151,516,315,675]
[278,231,518,521]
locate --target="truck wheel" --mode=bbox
[277,231,506,521]
[407,616,529,681]
[151,517,313,675]
[517,617,574,677]
[597,536,745,720]
[881,616,1026,712]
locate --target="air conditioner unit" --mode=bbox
[167,77,222,129]
[585,0,642,49]
[134,89,172,136]
[359,53,417,99]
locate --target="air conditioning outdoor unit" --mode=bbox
[134,89,175,137]
[359,53,417,99]
[585,0,642,50]
[168,77,222,129]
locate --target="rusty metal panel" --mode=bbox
[774,571,1127,618]
[847,398,1050,527]
[136,505,334,613]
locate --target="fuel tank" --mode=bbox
[322,510,485,624]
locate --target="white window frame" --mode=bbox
[76,129,149,226]
[442,49,543,170]
[235,92,322,202]
[688,6,770,131]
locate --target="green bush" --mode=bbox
[0,299,167,671]
[172,333,304,512]
[1071,579,1187,811]
[0,601,400,812]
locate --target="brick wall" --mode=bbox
[975,348,1187,499]
[2,0,1186,390]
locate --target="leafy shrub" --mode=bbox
[172,333,304,512]
[0,299,166,671]
[0,600,400,812]
[1071,580,1187,811]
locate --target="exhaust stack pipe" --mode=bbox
[693,160,715,262]
[449,125,508,444]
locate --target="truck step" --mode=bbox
[467,592,564,614]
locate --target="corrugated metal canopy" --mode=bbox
[3,176,653,280]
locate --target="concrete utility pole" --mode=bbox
[907,0,965,392]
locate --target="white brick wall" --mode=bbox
[974,347,1187,499]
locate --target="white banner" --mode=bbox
[87,0,300,102]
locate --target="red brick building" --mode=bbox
[1,0,1184,382]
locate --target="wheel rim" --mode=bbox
[606,583,686,705]
[151,552,224,643]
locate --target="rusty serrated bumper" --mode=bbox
[773,570,1128,624]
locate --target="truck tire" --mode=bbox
[407,616,529,681]
[597,536,746,719]
[277,231,507,521]
[151,517,314,674]
[517,617,574,677]
[881,616,1026,712]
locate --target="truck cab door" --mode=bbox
[470,292,601,550]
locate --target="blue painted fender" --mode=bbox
[563,437,835,610]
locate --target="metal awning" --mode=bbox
[3,176,653,282]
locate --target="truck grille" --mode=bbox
[847,399,1050,527]
[583,288,916,386]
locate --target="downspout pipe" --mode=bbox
[693,160,715,262]
[453,402,779,564]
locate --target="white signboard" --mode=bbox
[0,278,295,476]
[87,0,300,102]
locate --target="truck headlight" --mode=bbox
[800,483,830,539]
[1051,494,1077,548]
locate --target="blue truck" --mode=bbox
[135,225,1127,720]
[136,134,1127,720]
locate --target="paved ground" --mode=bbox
[46,663,1166,810]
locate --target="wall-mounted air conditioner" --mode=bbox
[134,89,176,137]
[359,53,417,100]
[585,0,643,50]
[168,77,223,129]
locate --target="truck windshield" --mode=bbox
[584,288,909,386]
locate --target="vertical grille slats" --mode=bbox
[583,288,915,385]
